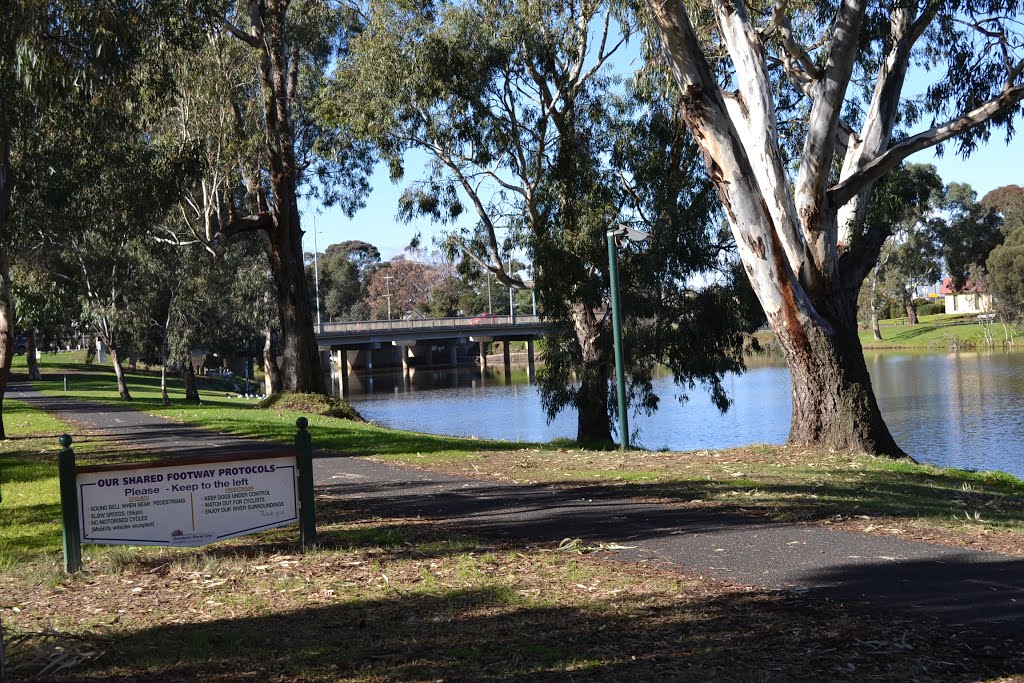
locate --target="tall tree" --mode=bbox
[338,0,749,444]
[0,0,197,434]
[644,0,1024,456]
[929,183,1004,290]
[985,185,1024,322]
[213,0,372,393]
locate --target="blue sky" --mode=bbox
[303,114,1023,261]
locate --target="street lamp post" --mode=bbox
[383,275,393,320]
[606,226,650,450]
[312,214,321,331]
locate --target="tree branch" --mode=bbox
[829,82,1024,208]
[447,236,527,289]
[222,19,259,47]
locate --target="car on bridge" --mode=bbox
[468,313,497,325]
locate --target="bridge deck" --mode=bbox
[315,314,545,347]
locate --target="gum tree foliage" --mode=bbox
[55,131,191,400]
[335,0,751,445]
[0,0,203,435]
[163,2,373,394]
[857,164,944,337]
[873,164,945,325]
[928,182,1005,290]
[306,240,380,321]
[985,185,1024,321]
[644,0,1024,456]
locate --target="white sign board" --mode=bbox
[77,455,298,547]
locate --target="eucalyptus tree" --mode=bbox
[928,183,1005,290]
[337,0,749,444]
[0,0,204,434]
[187,0,375,393]
[985,185,1024,322]
[866,164,945,325]
[12,259,81,381]
[644,0,1024,456]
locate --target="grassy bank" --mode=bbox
[13,351,1024,554]
[4,354,1024,680]
[859,313,1020,349]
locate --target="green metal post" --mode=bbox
[58,434,82,573]
[606,231,630,450]
[295,417,317,550]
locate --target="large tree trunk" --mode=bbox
[265,197,322,393]
[263,325,282,395]
[872,315,882,341]
[0,253,14,440]
[183,350,200,403]
[225,1,324,395]
[905,302,918,325]
[576,359,613,445]
[183,353,200,402]
[776,302,904,455]
[568,303,613,445]
[26,328,41,381]
[109,345,132,400]
[647,0,910,457]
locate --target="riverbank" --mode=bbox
[11,352,1024,554]
[4,358,1024,680]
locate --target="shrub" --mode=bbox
[916,302,945,317]
[258,392,364,421]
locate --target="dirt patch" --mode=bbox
[5,513,1024,681]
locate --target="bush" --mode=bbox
[258,392,364,421]
[916,302,945,317]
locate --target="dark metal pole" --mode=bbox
[295,418,317,550]
[58,434,82,573]
[606,231,629,449]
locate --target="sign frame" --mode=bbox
[75,451,299,547]
[57,417,317,573]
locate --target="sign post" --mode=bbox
[295,417,317,550]
[58,420,317,573]
[58,435,83,573]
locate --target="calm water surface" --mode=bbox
[334,351,1024,478]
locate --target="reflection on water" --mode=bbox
[332,351,1024,478]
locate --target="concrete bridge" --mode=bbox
[315,314,546,385]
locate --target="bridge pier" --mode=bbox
[449,344,458,367]
[333,350,349,398]
[479,341,488,369]
[527,339,536,383]
[401,345,410,371]
[503,339,511,384]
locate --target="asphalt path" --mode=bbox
[11,381,1024,636]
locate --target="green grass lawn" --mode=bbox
[859,313,1020,349]
[0,400,109,568]
[8,351,1024,555]
[18,350,537,458]
[5,352,1024,681]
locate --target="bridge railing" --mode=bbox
[318,314,542,335]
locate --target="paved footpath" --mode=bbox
[12,382,1024,636]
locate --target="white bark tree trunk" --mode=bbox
[645,0,1024,456]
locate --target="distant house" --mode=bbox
[941,277,992,315]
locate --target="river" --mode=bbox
[332,350,1024,478]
